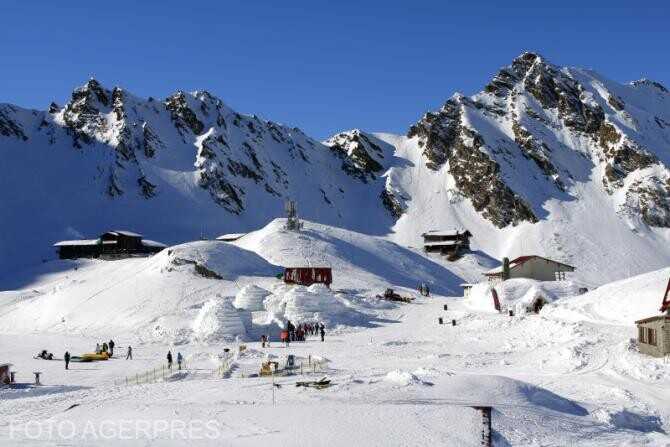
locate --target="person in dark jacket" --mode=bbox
[177,352,183,370]
[320,324,325,342]
[167,351,173,369]
[64,351,71,370]
[287,320,295,342]
[108,340,115,357]
[102,342,108,354]
[126,346,133,360]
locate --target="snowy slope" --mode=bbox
[0,219,467,340]
[2,52,670,287]
[234,218,471,294]
[545,266,670,325]
[0,83,395,277]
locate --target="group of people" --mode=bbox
[279,320,326,346]
[166,351,184,370]
[418,283,431,297]
[94,339,116,356]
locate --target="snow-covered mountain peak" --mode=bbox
[408,52,670,230]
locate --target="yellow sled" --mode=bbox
[80,352,110,361]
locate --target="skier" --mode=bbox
[320,323,325,342]
[126,345,133,360]
[167,351,173,369]
[64,351,71,370]
[108,339,115,357]
[177,352,183,370]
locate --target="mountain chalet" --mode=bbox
[54,230,166,259]
[422,228,472,260]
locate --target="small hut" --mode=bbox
[283,267,332,288]
[484,256,575,284]
[635,316,670,357]
[635,278,670,357]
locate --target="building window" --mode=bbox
[638,326,646,343]
[647,328,657,346]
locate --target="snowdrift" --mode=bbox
[0,241,281,340]
[465,279,580,313]
[420,374,588,416]
[162,241,282,280]
[545,267,670,325]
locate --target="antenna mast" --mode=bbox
[284,200,302,231]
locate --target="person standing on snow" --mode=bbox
[126,345,133,360]
[108,340,115,357]
[64,351,71,370]
[286,320,295,341]
[177,352,183,370]
[167,351,173,369]
[102,342,108,354]
[320,323,325,342]
[95,343,101,354]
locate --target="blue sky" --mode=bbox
[2,1,668,139]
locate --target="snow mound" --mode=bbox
[466,279,581,313]
[264,284,364,326]
[426,375,587,415]
[192,297,247,343]
[545,267,670,325]
[235,219,466,294]
[233,285,271,311]
[384,370,423,387]
[163,241,282,280]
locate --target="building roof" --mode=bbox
[0,363,13,368]
[422,228,471,237]
[484,255,576,276]
[53,239,100,247]
[216,233,246,241]
[635,315,670,325]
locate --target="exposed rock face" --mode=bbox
[0,106,27,140]
[408,96,537,228]
[408,51,670,228]
[323,130,384,182]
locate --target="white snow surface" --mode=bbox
[233,284,271,311]
[1,219,670,445]
[192,297,247,343]
[466,278,582,314]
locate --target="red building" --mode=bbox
[283,267,332,287]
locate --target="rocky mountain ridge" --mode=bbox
[408,52,670,228]
[1,52,669,282]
